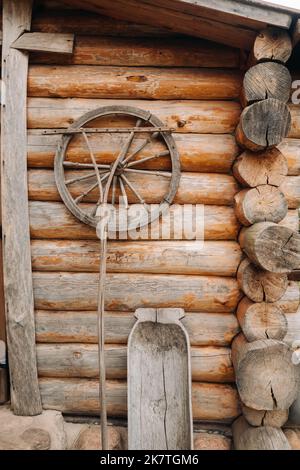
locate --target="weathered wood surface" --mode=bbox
[27,169,299,209]
[233,148,288,187]
[27,131,239,173]
[285,307,300,347]
[27,66,242,99]
[236,297,287,342]
[289,105,300,139]
[127,309,192,449]
[237,258,288,303]
[36,343,234,383]
[280,176,300,209]
[29,201,298,242]
[28,170,239,206]
[1,0,42,416]
[232,416,290,450]
[242,405,288,428]
[12,32,74,54]
[31,240,242,277]
[236,99,291,151]
[231,334,298,410]
[32,272,241,313]
[39,377,240,421]
[34,310,240,347]
[31,35,240,68]
[242,62,291,106]
[279,139,300,175]
[239,222,300,273]
[252,28,292,64]
[234,186,288,226]
[27,98,241,133]
[276,281,300,314]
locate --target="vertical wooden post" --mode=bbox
[1,0,42,415]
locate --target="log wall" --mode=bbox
[28,5,300,431]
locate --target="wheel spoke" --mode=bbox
[111,176,117,206]
[122,131,159,166]
[65,172,98,185]
[127,149,170,168]
[118,176,129,209]
[82,131,103,204]
[120,174,150,213]
[74,172,109,204]
[124,168,172,178]
[63,161,110,169]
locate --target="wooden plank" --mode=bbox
[27,131,240,173]
[30,240,242,277]
[27,66,242,100]
[39,377,240,421]
[30,35,240,68]
[56,0,260,49]
[12,32,74,54]
[1,0,42,415]
[127,308,193,449]
[32,272,242,313]
[27,170,239,206]
[34,310,240,347]
[27,98,241,133]
[36,342,234,383]
[0,241,8,404]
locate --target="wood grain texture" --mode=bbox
[31,240,242,277]
[242,405,288,428]
[31,35,240,68]
[127,309,192,449]
[1,0,42,415]
[236,99,291,151]
[27,170,239,206]
[39,377,240,421]
[233,148,288,187]
[12,32,74,54]
[239,222,300,273]
[32,272,242,312]
[237,258,288,303]
[279,139,300,176]
[27,66,242,100]
[27,131,239,173]
[289,105,300,139]
[234,185,288,226]
[231,334,298,410]
[236,297,287,342]
[252,28,292,64]
[276,281,300,314]
[242,62,291,106]
[280,176,300,209]
[29,201,241,241]
[232,416,290,450]
[27,98,241,133]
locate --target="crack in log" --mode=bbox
[270,385,278,409]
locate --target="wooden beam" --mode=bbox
[292,19,300,47]
[1,0,42,415]
[11,32,74,54]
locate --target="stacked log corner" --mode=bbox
[232,28,300,451]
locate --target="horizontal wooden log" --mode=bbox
[39,377,240,421]
[232,416,290,450]
[284,308,300,347]
[276,281,300,314]
[234,186,288,226]
[27,170,298,208]
[239,222,300,273]
[279,139,300,175]
[242,62,291,106]
[236,99,291,152]
[28,66,242,100]
[237,258,288,303]
[35,310,240,346]
[27,170,239,206]
[233,148,288,187]
[28,201,240,241]
[32,272,241,312]
[193,432,231,450]
[242,405,288,428]
[31,35,241,68]
[36,344,234,383]
[289,105,300,139]
[31,240,242,277]
[27,98,242,133]
[231,334,298,410]
[12,32,74,54]
[236,297,287,342]
[279,210,299,232]
[27,131,240,173]
[280,176,300,209]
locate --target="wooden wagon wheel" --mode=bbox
[54,105,181,450]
